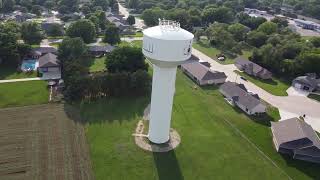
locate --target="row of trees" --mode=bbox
[58,37,151,101]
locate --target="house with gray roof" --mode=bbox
[38,53,61,79]
[181,61,227,86]
[235,57,272,80]
[220,82,266,115]
[292,73,320,92]
[271,118,320,164]
[88,45,115,57]
[34,46,58,56]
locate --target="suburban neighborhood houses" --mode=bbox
[220,81,266,115]
[181,61,227,86]
[292,73,320,92]
[235,57,272,80]
[271,118,320,163]
[1,0,320,179]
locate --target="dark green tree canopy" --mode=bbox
[66,19,96,44]
[21,22,43,45]
[106,46,148,73]
[58,37,87,63]
[103,24,121,45]
[127,15,136,25]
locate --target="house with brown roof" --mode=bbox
[235,57,272,80]
[220,82,266,115]
[271,118,320,164]
[181,61,227,86]
[38,53,61,79]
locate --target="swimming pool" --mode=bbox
[21,59,38,71]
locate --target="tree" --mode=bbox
[21,22,43,45]
[257,22,278,35]
[47,24,64,37]
[2,0,15,13]
[141,7,165,26]
[201,6,234,25]
[0,22,19,65]
[167,8,192,31]
[228,23,250,42]
[20,0,32,9]
[106,46,148,73]
[31,5,42,16]
[271,17,288,28]
[296,51,320,74]
[58,37,87,63]
[103,24,120,45]
[44,1,55,10]
[310,37,320,48]
[238,12,267,30]
[112,3,119,13]
[128,0,139,9]
[93,0,108,10]
[66,19,96,44]
[127,15,135,25]
[247,31,268,48]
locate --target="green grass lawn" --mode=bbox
[192,40,252,65]
[234,70,291,96]
[308,94,320,102]
[122,32,143,37]
[0,80,49,108]
[89,57,106,72]
[81,70,319,180]
[0,66,37,80]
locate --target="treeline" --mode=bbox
[64,70,151,100]
[58,37,151,101]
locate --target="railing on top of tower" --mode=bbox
[158,19,180,31]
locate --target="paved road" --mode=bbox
[118,2,145,29]
[192,48,320,131]
[0,76,60,84]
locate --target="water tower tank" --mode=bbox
[143,19,194,144]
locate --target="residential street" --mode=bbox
[192,48,320,131]
[118,2,145,29]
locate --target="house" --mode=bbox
[38,53,61,79]
[235,57,272,80]
[271,118,320,164]
[34,46,58,56]
[219,82,266,115]
[181,61,227,86]
[292,73,320,92]
[88,45,115,57]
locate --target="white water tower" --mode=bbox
[142,19,194,144]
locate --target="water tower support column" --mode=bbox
[148,64,177,144]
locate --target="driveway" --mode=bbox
[192,48,320,130]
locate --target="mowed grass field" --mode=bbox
[0,80,49,108]
[82,70,320,180]
[235,70,291,96]
[0,104,93,180]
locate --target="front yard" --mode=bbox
[89,57,106,72]
[0,65,37,80]
[234,70,291,96]
[0,80,49,108]
[192,40,252,65]
[81,70,319,180]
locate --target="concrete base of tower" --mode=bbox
[134,120,181,152]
